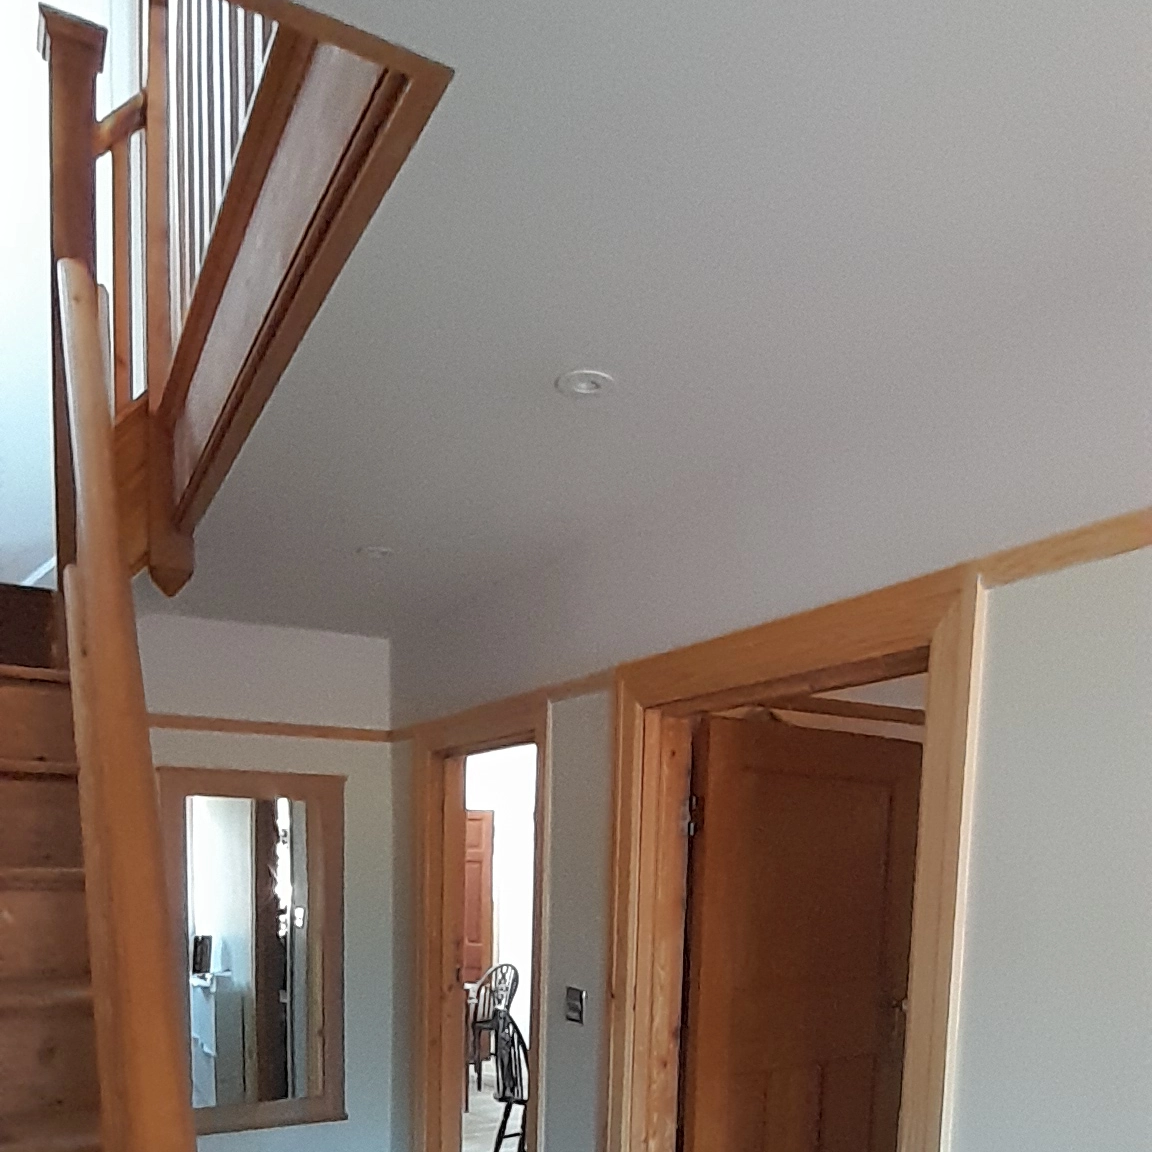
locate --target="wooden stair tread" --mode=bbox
[0,869,84,893]
[0,1109,99,1151]
[0,760,77,779]
[0,979,91,1014]
[0,667,69,686]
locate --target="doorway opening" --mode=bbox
[460,743,538,1152]
[680,675,926,1149]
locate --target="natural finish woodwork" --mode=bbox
[410,708,548,1152]
[166,0,277,324]
[0,665,70,685]
[660,649,930,720]
[607,577,979,1152]
[630,715,692,1152]
[173,38,382,506]
[767,707,926,744]
[161,26,314,425]
[157,766,346,1135]
[776,696,926,726]
[978,506,1152,587]
[0,585,61,669]
[93,91,146,155]
[462,811,495,984]
[0,775,82,869]
[171,40,452,530]
[148,710,393,741]
[57,258,197,1152]
[39,5,106,582]
[114,398,149,573]
[0,670,93,1152]
[606,510,1151,1152]
[898,581,985,1151]
[681,718,921,1151]
[143,0,197,596]
[0,676,76,765]
[44,1,452,600]
[110,136,134,412]
[620,569,966,710]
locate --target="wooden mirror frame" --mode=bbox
[157,766,346,1135]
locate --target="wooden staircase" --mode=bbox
[0,627,100,1152]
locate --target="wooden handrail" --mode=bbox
[58,258,197,1152]
[93,91,146,155]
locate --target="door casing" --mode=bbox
[605,510,1152,1152]
[410,702,551,1152]
[606,570,988,1152]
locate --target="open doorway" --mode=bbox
[461,743,538,1152]
[680,674,926,1148]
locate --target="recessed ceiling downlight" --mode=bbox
[555,369,614,398]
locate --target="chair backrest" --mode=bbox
[493,1010,529,1107]
[475,962,519,1024]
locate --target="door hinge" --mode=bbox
[687,793,701,837]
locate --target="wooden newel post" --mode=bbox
[39,5,107,583]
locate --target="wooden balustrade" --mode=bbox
[58,259,197,1152]
[35,4,452,1148]
[45,0,452,597]
[168,0,276,328]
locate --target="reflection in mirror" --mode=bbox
[185,795,310,1109]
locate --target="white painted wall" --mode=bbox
[947,548,1152,1150]
[539,693,613,1152]
[466,744,537,1037]
[138,613,389,727]
[137,614,398,1152]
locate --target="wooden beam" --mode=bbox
[775,696,926,726]
[148,710,392,742]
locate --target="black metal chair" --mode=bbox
[492,1010,529,1152]
[470,963,519,1090]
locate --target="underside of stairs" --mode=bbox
[0,586,100,1151]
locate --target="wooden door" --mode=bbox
[682,716,921,1152]
[462,811,495,984]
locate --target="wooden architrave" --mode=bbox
[156,766,347,1135]
[605,506,1152,1152]
[167,30,452,534]
[407,697,550,1152]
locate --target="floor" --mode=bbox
[463,1058,518,1152]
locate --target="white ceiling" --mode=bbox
[143,0,1151,637]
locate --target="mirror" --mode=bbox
[160,769,345,1134]
[185,795,309,1107]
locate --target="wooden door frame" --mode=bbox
[604,509,1152,1152]
[410,695,551,1152]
